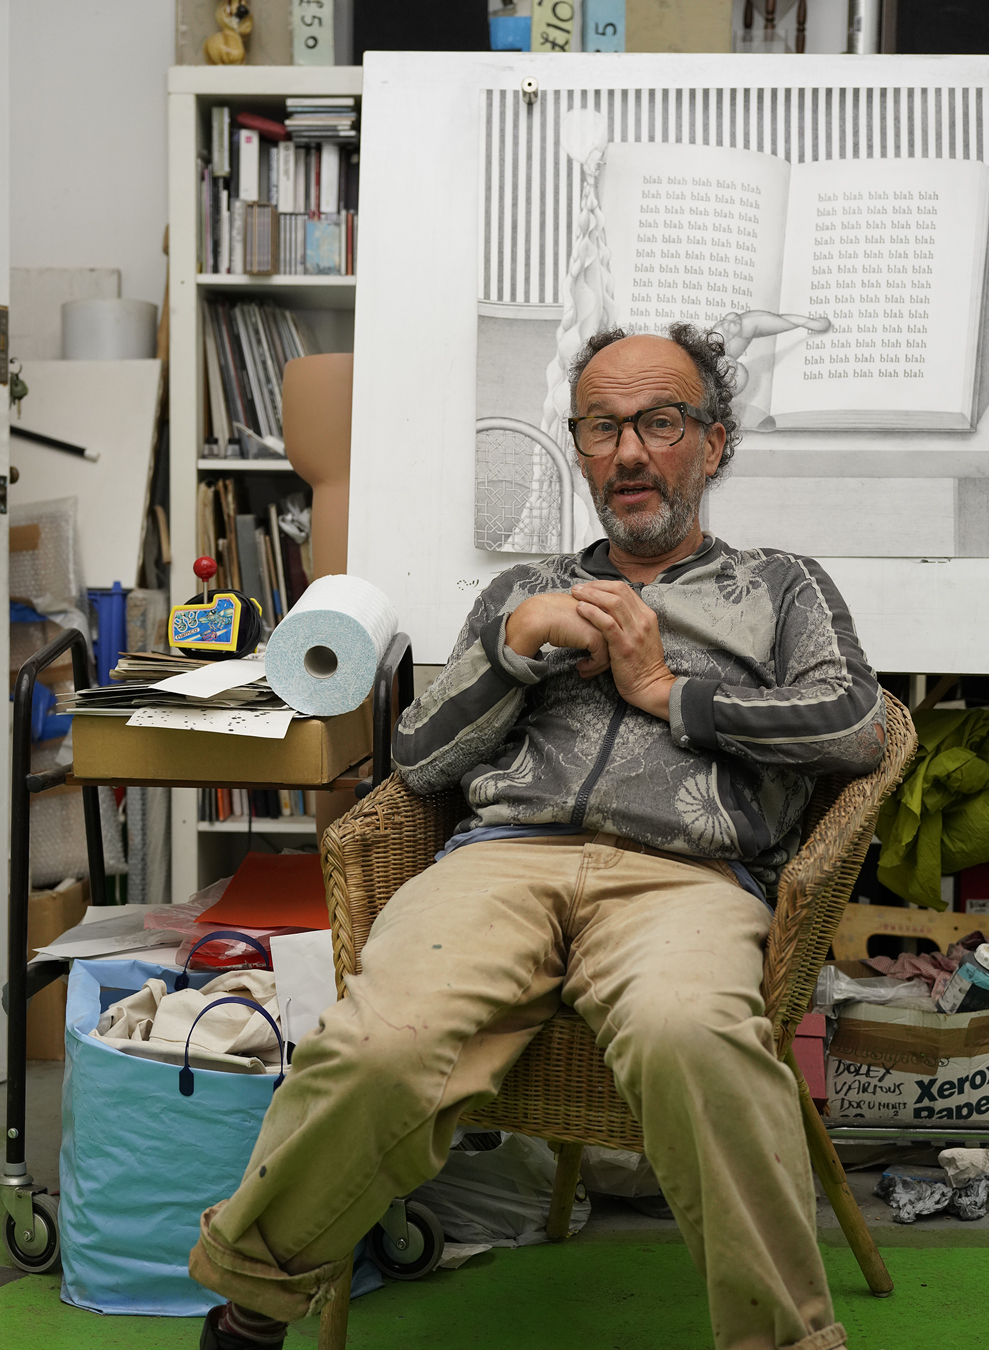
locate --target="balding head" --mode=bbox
[574,334,707,420]
[569,323,739,485]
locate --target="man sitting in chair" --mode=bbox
[193,325,885,1350]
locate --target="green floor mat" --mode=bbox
[2,1243,984,1349]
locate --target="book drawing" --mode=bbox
[602,141,989,432]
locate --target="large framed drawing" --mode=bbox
[351,53,989,670]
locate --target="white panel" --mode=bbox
[823,557,989,675]
[707,477,956,557]
[13,360,161,589]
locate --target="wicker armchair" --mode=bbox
[317,691,915,1346]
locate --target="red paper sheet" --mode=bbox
[196,852,329,930]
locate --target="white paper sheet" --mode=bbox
[269,930,338,1045]
[33,910,183,961]
[152,656,267,698]
[125,706,295,739]
[80,903,161,926]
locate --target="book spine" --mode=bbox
[219,188,231,274]
[319,141,340,213]
[230,130,240,201]
[345,150,359,213]
[230,200,247,276]
[278,789,292,818]
[202,307,233,448]
[256,525,276,627]
[236,514,263,605]
[259,140,270,205]
[264,531,283,621]
[268,502,290,617]
[211,175,222,274]
[211,106,231,178]
[282,535,308,608]
[244,303,281,435]
[269,144,279,207]
[235,306,271,439]
[294,146,307,213]
[212,302,249,429]
[260,305,288,378]
[303,790,317,817]
[277,140,296,214]
[582,0,625,51]
[226,306,263,435]
[239,128,261,203]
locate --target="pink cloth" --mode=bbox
[864,930,987,989]
[865,951,956,986]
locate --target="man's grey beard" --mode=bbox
[587,460,707,557]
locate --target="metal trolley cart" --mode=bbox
[2,628,438,1280]
[2,629,105,1273]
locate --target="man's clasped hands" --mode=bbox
[504,581,678,723]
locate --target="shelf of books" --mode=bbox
[198,819,317,834]
[198,786,318,831]
[168,65,362,902]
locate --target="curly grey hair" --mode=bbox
[568,324,740,483]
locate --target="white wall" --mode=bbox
[9,0,174,310]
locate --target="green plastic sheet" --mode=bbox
[876,709,989,910]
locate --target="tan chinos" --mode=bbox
[190,834,846,1350]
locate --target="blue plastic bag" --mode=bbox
[60,959,382,1315]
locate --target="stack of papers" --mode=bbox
[109,651,213,682]
[60,655,299,739]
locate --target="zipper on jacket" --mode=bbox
[571,698,628,829]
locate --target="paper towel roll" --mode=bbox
[264,574,399,717]
[62,299,158,360]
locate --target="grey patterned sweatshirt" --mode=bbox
[393,534,885,894]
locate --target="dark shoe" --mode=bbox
[200,1305,286,1350]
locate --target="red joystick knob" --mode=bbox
[194,556,218,581]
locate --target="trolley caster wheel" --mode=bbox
[2,1191,60,1274]
[368,1200,444,1280]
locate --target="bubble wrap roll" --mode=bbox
[264,574,399,717]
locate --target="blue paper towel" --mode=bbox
[264,574,399,716]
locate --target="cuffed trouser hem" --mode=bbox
[189,1203,347,1322]
[787,1323,847,1350]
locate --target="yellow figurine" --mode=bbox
[203,2,253,65]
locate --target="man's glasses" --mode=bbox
[567,402,713,458]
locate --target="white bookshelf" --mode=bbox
[197,274,357,308]
[168,65,362,902]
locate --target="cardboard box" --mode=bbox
[827,999,989,1127]
[26,880,89,1060]
[70,700,372,789]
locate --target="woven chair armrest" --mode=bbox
[321,772,465,995]
[762,692,917,1053]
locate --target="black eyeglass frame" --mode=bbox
[567,401,714,458]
